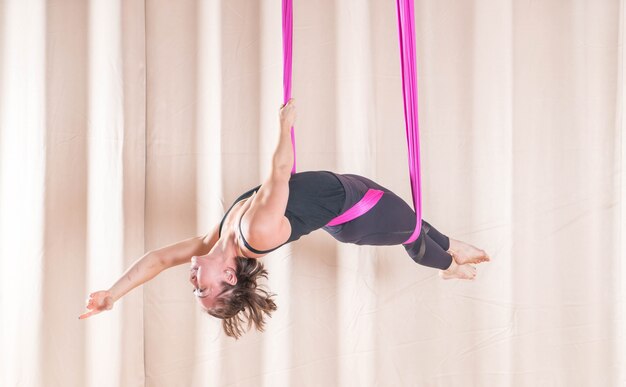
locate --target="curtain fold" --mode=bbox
[0,0,623,386]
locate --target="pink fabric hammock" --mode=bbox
[282,0,296,174]
[282,0,422,244]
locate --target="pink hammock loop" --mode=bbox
[282,0,423,243]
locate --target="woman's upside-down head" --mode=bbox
[207,257,277,339]
[190,254,277,339]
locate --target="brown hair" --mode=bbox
[206,257,277,339]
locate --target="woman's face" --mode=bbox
[189,253,237,310]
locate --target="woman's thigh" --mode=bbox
[324,175,416,246]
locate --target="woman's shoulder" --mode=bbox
[219,185,261,237]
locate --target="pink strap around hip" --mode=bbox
[326,189,384,227]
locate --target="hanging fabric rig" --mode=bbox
[281,0,423,244]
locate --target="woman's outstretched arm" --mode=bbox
[79,224,220,319]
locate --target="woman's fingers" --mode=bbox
[79,301,97,319]
[81,292,114,320]
[86,296,100,307]
[280,98,295,110]
[88,297,109,309]
[78,309,99,320]
[281,98,294,106]
[78,303,108,320]
[279,99,296,127]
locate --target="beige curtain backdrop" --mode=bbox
[0,0,624,386]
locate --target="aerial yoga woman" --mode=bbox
[79,1,490,339]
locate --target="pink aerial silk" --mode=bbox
[396,0,422,244]
[282,0,422,242]
[282,0,296,174]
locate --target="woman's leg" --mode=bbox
[404,230,453,270]
[342,175,489,265]
[324,174,454,270]
[421,220,450,251]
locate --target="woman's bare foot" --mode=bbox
[439,260,476,280]
[447,238,490,265]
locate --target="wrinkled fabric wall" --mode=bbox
[0,0,624,386]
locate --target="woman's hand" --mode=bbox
[279,99,296,129]
[78,290,114,319]
[439,260,477,280]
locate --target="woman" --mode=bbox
[79,99,490,338]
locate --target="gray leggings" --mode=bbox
[323,174,453,270]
